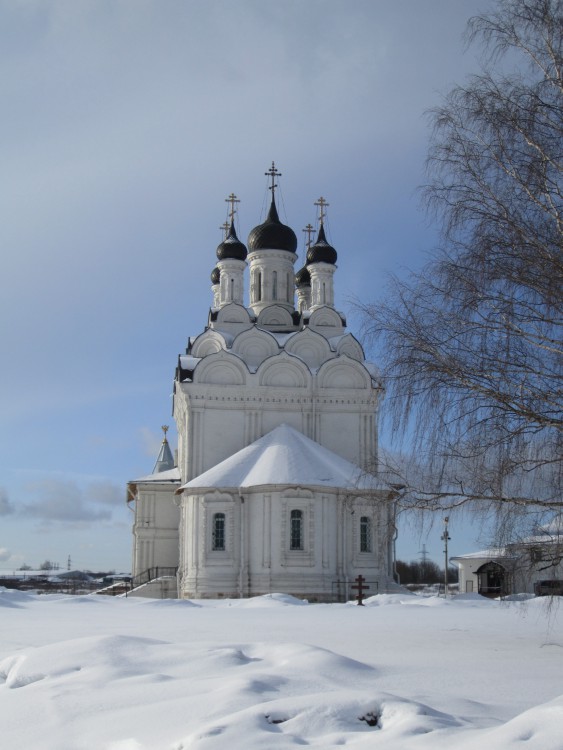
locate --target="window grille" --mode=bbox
[360,516,372,553]
[212,513,226,551]
[290,509,303,550]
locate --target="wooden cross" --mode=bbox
[314,196,329,224]
[225,193,240,223]
[265,161,281,197]
[302,223,315,250]
[351,574,369,606]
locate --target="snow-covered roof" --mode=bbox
[130,467,181,484]
[179,355,202,371]
[263,330,298,346]
[327,333,348,347]
[452,532,563,562]
[0,569,58,579]
[451,549,507,562]
[181,424,387,492]
[513,533,563,546]
[363,362,381,382]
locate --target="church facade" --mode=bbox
[128,165,396,600]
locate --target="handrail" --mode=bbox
[132,566,178,587]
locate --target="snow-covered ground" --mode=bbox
[1,589,562,749]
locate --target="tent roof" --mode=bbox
[181,424,386,492]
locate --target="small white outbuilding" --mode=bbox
[452,530,563,597]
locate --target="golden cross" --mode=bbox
[314,196,329,224]
[219,220,230,239]
[161,425,169,440]
[225,193,240,223]
[302,223,315,249]
[265,161,281,196]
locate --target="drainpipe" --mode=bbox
[391,501,399,584]
[238,492,245,598]
[393,531,399,585]
[343,499,348,597]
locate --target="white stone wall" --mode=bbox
[131,483,180,578]
[217,258,246,306]
[174,349,380,482]
[247,249,297,314]
[309,261,336,309]
[178,487,391,601]
[170,289,387,600]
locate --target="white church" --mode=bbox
[127,164,398,601]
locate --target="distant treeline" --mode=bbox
[396,560,458,585]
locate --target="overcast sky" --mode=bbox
[0,0,493,573]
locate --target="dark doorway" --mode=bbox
[476,561,509,597]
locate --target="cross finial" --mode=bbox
[219,220,230,239]
[265,161,282,197]
[302,223,315,250]
[314,196,329,224]
[225,193,240,223]
[161,425,169,442]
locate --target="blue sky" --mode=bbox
[0,0,493,573]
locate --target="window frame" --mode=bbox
[211,512,226,552]
[290,508,304,551]
[359,515,372,553]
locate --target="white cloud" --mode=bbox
[83,481,123,508]
[21,479,114,523]
[0,547,11,562]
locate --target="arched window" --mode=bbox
[287,272,291,302]
[360,516,372,553]
[272,271,278,300]
[212,513,226,551]
[322,282,326,304]
[290,509,303,550]
[257,272,262,301]
[230,278,234,301]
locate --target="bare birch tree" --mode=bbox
[360,0,562,523]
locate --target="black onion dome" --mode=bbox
[216,222,247,261]
[247,199,298,253]
[295,265,311,287]
[306,223,337,265]
[210,266,220,284]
